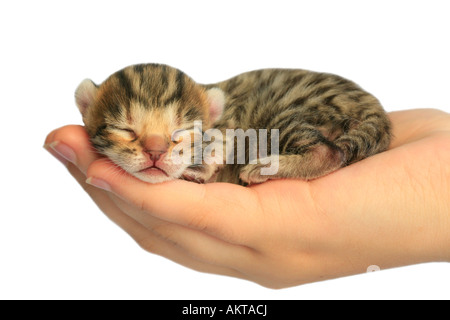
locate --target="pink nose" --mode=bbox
[144,135,168,161]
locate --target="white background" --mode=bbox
[1,0,449,299]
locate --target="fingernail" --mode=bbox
[47,141,77,165]
[86,177,111,192]
[44,142,68,166]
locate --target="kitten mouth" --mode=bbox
[138,166,169,177]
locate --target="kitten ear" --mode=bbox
[206,88,225,124]
[75,79,98,116]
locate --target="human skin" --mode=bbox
[44,109,450,289]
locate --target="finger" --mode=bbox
[44,125,100,174]
[107,192,258,269]
[388,109,450,148]
[86,159,261,245]
[67,163,246,279]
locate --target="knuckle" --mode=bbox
[135,237,158,254]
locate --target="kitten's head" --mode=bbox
[75,64,225,183]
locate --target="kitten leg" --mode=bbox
[180,134,226,183]
[333,116,391,165]
[239,113,391,184]
[239,142,344,184]
[182,163,222,183]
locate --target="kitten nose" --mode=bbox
[144,135,168,161]
[148,150,164,161]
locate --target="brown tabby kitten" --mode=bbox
[75,64,391,185]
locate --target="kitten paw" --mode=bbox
[182,164,220,184]
[181,172,205,184]
[239,163,272,184]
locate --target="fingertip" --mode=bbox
[85,176,112,192]
[86,157,122,180]
[46,140,77,166]
[45,125,100,174]
[44,125,87,146]
[44,129,57,147]
[86,157,144,195]
[53,125,90,147]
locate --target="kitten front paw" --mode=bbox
[181,171,206,183]
[239,163,272,184]
[181,164,220,184]
[239,155,281,184]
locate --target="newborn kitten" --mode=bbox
[75,64,391,184]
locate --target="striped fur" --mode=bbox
[209,69,391,184]
[75,64,391,184]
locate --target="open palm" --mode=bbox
[45,109,450,288]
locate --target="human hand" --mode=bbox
[44,109,450,288]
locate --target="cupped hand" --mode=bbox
[44,109,450,288]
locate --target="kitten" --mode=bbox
[75,64,391,185]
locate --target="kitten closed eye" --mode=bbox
[110,127,138,141]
